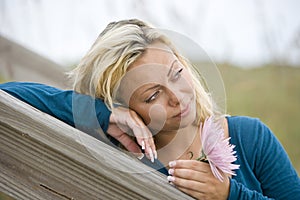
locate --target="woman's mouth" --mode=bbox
[173,103,190,118]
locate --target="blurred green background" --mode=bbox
[219,64,300,174]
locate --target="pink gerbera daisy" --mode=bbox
[197,116,240,182]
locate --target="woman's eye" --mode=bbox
[145,91,160,103]
[172,68,183,81]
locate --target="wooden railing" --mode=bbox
[0,90,193,200]
[0,35,67,89]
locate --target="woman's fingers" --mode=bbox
[168,168,207,183]
[169,160,210,173]
[175,186,203,200]
[168,159,231,200]
[132,124,157,162]
[127,109,157,162]
[109,107,157,162]
[167,175,205,193]
[170,174,230,200]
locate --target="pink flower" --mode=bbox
[197,116,240,182]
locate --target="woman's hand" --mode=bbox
[167,160,230,200]
[107,106,157,162]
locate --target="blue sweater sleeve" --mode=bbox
[0,82,111,134]
[227,117,300,200]
[229,179,274,199]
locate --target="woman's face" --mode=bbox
[118,42,196,133]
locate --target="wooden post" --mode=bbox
[0,90,193,200]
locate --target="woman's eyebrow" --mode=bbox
[142,84,160,95]
[167,60,178,77]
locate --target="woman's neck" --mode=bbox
[155,124,202,167]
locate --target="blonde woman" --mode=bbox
[68,19,299,199]
[1,19,299,199]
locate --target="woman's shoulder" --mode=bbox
[226,115,265,133]
[226,115,261,125]
[226,115,271,145]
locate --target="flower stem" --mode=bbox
[196,149,209,163]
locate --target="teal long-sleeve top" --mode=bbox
[0,81,111,139]
[1,82,299,199]
[227,116,300,199]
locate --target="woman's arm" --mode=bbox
[228,179,274,199]
[228,117,300,200]
[0,82,156,160]
[0,82,110,132]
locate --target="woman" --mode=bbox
[1,19,299,199]
[67,19,300,199]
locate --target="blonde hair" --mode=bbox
[69,19,216,125]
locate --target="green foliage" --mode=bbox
[0,71,9,83]
[218,64,300,174]
[0,75,6,83]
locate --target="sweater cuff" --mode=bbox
[95,101,111,133]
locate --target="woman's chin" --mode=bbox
[162,115,196,132]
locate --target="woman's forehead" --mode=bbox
[129,43,176,70]
[125,45,178,85]
[122,64,173,88]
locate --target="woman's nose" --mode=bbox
[167,88,181,107]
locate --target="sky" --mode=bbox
[0,0,300,68]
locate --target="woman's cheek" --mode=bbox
[182,70,195,91]
[147,104,167,132]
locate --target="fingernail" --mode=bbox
[169,161,176,167]
[167,176,175,182]
[149,148,154,163]
[145,153,151,160]
[141,140,145,150]
[154,150,158,159]
[168,168,174,175]
[133,153,144,160]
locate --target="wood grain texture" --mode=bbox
[0,90,193,200]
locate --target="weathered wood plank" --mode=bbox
[0,90,193,199]
[0,35,67,88]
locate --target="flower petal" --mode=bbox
[200,116,240,181]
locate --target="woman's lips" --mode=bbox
[173,103,190,118]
